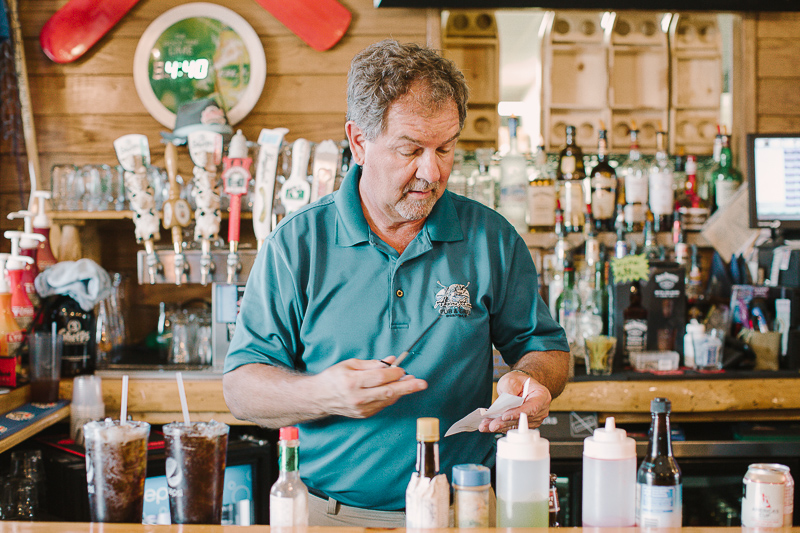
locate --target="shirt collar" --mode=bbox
[334,164,463,247]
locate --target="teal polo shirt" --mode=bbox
[224,164,568,510]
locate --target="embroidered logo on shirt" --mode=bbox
[435,281,472,317]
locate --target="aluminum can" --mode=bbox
[741,463,789,528]
[762,463,794,526]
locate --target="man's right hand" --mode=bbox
[223,358,428,428]
[316,357,428,419]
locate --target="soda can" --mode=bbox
[741,464,788,528]
[763,463,794,526]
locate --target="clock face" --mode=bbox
[134,3,266,128]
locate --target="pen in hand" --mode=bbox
[379,314,442,368]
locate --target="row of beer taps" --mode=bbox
[113,128,343,286]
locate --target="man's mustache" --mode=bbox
[404,179,439,194]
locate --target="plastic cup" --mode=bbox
[30,332,63,403]
[71,376,105,445]
[84,419,150,523]
[163,420,229,524]
[584,335,617,375]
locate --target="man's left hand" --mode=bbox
[478,371,552,433]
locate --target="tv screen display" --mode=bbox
[747,133,800,231]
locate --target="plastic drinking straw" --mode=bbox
[51,321,56,367]
[176,372,191,424]
[120,374,128,423]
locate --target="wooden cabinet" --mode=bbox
[442,10,499,148]
[541,10,721,156]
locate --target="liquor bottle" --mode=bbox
[578,261,604,346]
[636,397,682,528]
[618,126,648,233]
[471,148,496,209]
[648,131,674,232]
[622,280,647,366]
[549,206,567,317]
[686,245,704,322]
[270,426,309,526]
[556,125,586,233]
[406,417,449,528]
[589,128,617,232]
[712,135,742,212]
[447,149,468,197]
[675,155,709,231]
[549,473,561,527]
[498,116,529,234]
[48,295,95,377]
[556,260,581,363]
[672,210,688,266]
[614,204,628,259]
[527,143,556,231]
[642,210,660,261]
[673,146,686,194]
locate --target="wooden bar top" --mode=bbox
[2,373,798,427]
[0,525,790,533]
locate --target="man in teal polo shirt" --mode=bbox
[223,39,569,525]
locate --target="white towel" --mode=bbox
[34,259,112,311]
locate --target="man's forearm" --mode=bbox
[222,363,327,428]
[512,350,570,398]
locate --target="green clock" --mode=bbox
[133,3,266,128]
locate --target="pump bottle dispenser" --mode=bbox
[582,417,637,526]
[496,412,550,527]
[31,191,58,270]
[6,213,45,306]
[4,231,38,331]
[0,253,24,387]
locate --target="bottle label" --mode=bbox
[624,203,644,225]
[560,156,576,175]
[527,183,556,227]
[623,319,648,353]
[637,484,682,527]
[649,172,675,216]
[559,182,586,227]
[678,207,709,231]
[270,495,308,527]
[625,174,649,203]
[1,330,24,358]
[714,180,739,210]
[591,175,617,220]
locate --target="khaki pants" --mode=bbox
[308,492,407,527]
[307,488,496,527]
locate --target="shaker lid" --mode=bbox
[583,417,636,459]
[453,464,490,487]
[497,413,549,460]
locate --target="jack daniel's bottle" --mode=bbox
[49,295,96,376]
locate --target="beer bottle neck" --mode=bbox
[278,440,300,477]
[646,412,674,459]
[417,440,439,479]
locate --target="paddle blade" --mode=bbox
[39,0,141,63]
[253,0,351,51]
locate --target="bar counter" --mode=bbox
[0,525,787,533]
[56,373,800,425]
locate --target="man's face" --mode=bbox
[349,89,460,226]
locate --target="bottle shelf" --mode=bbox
[48,210,253,221]
[522,230,709,250]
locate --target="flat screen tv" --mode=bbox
[747,133,800,236]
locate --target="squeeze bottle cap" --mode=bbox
[31,192,52,229]
[416,417,440,442]
[583,416,636,460]
[497,412,549,461]
[279,426,299,441]
[686,320,705,336]
[228,129,249,159]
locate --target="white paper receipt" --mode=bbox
[444,392,523,437]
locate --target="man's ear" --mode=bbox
[345,121,367,166]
